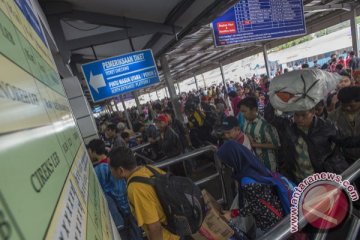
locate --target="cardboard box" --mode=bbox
[202,189,222,213]
[192,190,234,240]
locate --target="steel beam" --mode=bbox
[143,0,195,49]
[47,16,72,65]
[304,3,352,12]
[167,45,246,58]
[45,7,180,35]
[66,29,132,50]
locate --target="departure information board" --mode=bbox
[211,0,306,46]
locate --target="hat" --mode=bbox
[155,114,169,123]
[220,116,239,131]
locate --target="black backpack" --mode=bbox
[128,165,205,236]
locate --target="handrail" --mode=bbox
[152,145,230,206]
[131,142,151,152]
[259,158,360,240]
[153,145,218,168]
[129,133,142,140]
[134,152,155,164]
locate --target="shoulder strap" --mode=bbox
[128,176,155,186]
[259,199,283,219]
[145,165,161,176]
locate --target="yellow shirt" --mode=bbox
[127,166,180,240]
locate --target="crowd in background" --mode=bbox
[87,50,360,240]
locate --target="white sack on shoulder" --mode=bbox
[269,69,342,112]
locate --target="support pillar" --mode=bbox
[160,55,182,122]
[114,100,120,112]
[47,16,71,67]
[177,82,181,94]
[62,76,99,144]
[219,63,227,94]
[148,93,152,101]
[133,91,142,113]
[202,74,206,88]
[107,104,113,114]
[350,8,359,56]
[156,90,160,100]
[263,43,271,77]
[120,95,133,130]
[194,75,199,91]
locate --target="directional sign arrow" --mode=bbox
[89,71,106,93]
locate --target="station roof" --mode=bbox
[40,0,360,104]
[40,0,238,101]
[163,0,360,86]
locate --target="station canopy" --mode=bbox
[40,0,360,104]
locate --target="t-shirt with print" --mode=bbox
[127,166,180,240]
[244,116,280,172]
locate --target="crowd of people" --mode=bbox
[87,50,360,240]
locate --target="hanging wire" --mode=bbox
[63,20,102,31]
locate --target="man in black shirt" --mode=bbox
[155,114,183,159]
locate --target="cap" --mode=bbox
[155,114,169,123]
[220,116,239,131]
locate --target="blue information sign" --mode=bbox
[15,0,47,45]
[211,0,306,46]
[82,49,160,102]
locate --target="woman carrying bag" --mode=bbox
[217,141,295,238]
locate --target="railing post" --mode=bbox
[214,151,229,207]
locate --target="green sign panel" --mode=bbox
[0,1,116,239]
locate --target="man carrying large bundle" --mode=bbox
[265,69,349,184]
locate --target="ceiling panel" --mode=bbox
[151,35,176,56]
[48,0,183,23]
[60,20,122,40]
[92,40,133,58]
[175,0,215,27]
[132,35,155,50]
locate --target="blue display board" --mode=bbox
[82,49,160,102]
[15,0,47,45]
[211,0,306,46]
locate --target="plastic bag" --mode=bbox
[230,194,256,238]
[269,69,342,112]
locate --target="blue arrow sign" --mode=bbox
[82,49,160,102]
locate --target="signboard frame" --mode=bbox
[81,49,161,103]
[211,0,307,47]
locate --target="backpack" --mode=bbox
[128,165,206,236]
[269,172,296,215]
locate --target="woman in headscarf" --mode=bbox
[217,140,284,235]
